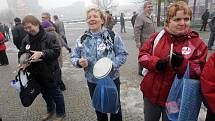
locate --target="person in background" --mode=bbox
[41,12,57,31]
[41,12,67,91]
[41,20,68,91]
[71,8,128,121]
[105,10,115,30]
[207,15,215,50]
[0,22,5,38]
[138,1,207,121]
[53,15,71,53]
[134,1,157,76]
[120,12,126,33]
[3,24,10,41]
[18,15,66,121]
[200,9,210,31]
[114,16,118,24]
[0,32,9,66]
[131,11,137,28]
[11,17,27,50]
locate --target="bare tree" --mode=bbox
[192,0,197,21]
[91,0,119,10]
[205,0,209,10]
[167,0,188,3]
[157,0,162,26]
[130,0,145,4]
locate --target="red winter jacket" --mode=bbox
[138,28,207,106]
[201,53,215,114]
[0,32,6,51]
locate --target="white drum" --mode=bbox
[93,57,113,79]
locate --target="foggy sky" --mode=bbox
[38,0,132,9]
[0,0,8,11]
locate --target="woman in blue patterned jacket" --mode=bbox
[71,8,128,121]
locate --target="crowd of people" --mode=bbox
[1,1,215,121]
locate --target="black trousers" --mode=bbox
[87,78,122,121]
[0,50,9,65]
[200,21,208,31]
[205,109,215,121]
[208,32,215,48]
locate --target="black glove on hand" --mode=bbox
[156,59,168,72]
[171,52,184,67]
[67,48,72,53]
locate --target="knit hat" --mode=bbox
[41,20,53,28]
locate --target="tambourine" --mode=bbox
[93,57,112,79]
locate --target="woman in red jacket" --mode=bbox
[201,53,215,121]
[138,1,207,121]
[0,32,9,65]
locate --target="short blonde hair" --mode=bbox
[86,8,106,26]
[166,1,192,24]
[42,12,51,20]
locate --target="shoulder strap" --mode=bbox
[152,29,165,55]
[80,31,89,44]
[17,69,24,90]
[80,30,115,44]
[107,29,115,44]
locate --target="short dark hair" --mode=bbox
[22,15,41,26]
[14,17,21,23]
[53,15,58,20]
[105,10,110,14]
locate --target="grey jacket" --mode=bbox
[54,19,65,37]
[134,12,157,44]
[209,18,215,32]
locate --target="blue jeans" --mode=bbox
[42,87,65,117]
[87,78,122,121]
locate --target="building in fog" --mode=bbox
[44,1,86,21]
[7,0,42,18]
[0,0,8,11]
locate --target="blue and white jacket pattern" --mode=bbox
[71,28,128,83]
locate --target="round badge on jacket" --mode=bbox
[25,44,30,50]
[181,47,191,55]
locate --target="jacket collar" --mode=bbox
[164,27,199,42]
[85,27,109,38]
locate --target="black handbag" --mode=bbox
[17,69,41,107]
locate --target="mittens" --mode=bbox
[156,59,168,71]
[171,52,184,67]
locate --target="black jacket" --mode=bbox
[12,23,27,50]
[18,27,61,88]
[209,18,215,32]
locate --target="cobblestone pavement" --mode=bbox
[0,22,212,121]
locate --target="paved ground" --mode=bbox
[0,22,212,121]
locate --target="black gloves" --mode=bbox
[156,59,168,72]
[67,48,72,53]
[171,52,184,67]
